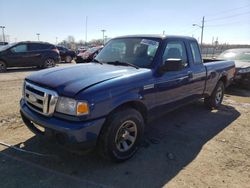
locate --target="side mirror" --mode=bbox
[159,58,184,73]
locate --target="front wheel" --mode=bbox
[65,55,73,63]
[43,58,55,68]
[97,108,144,162]
[204,81,225,109]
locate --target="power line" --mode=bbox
[206,20,250,27]
[205,3,250,18]
[206,11,250,22]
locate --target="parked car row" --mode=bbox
[0,41,104,72]
[76,46,103,63]
[0,41,60,72]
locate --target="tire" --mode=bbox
[97,108,144,162]
[0,61,7,72]
[43,58,55,68]
[204,81,225,109]
[65,55,73,63]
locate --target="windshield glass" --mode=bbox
[218,49,250,62]
[95,38,160,68]
[0,42,16,51]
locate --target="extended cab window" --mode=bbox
[163,41,188,67]
[190,42,202,64]
[11,44,28,53]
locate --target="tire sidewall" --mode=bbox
[106,109,144,161]
[65,55,72,63]
[44,58,55,68]
[212,81,225,108]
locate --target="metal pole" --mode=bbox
[101,30,106,45]
[200,16,205,50]
[36,33,40,41]
[85,16,88,45]
[0,26,5,43]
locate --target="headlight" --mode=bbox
[238,67,250,73]
[55,97,89,116]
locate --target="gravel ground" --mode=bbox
[0,64,249,188]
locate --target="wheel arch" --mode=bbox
[107,100,148,124]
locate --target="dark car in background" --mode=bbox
[57,46,76,63]
[0,42,8,46]
[0,41,60,72]
[217,48,250,88]
[76,46,103,63]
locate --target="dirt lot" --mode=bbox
[0,65,249,188]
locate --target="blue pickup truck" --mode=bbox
[20,35,235,162]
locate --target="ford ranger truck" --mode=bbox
[20,35,235,162]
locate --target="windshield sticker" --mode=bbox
[141,39,159,46]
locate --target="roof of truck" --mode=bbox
[114,34,196,41]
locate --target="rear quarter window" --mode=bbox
[190,42,202,64]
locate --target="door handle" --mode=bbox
[187,71,193,79]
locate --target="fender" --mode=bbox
[110,91,146,112]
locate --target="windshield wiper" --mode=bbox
[106,61,139,69]
[92,59,103,65]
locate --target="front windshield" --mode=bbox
[0,42,16,51]
[95,38,160,68]
[218,49,250,62]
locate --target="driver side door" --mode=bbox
[155,40,193,108]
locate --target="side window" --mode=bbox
[11,44,28,53]
[28,43,42,51]
[163,41,188,67]
[190,42,202,64]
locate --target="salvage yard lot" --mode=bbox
[0,64,249,188]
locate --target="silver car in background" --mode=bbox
[218,48,250,89]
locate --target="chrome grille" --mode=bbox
[24,81,58,116]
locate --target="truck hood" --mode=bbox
[235,60,250,68]
[26,63,147,97]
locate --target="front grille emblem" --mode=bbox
[29,94,37,103]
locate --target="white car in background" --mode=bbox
[218,48,250,89]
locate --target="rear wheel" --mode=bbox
[98,108,144,162]
[0,61,7,72]
[65,55,72,63]
[204,81,225,109]
[43,58,55,68]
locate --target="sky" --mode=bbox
[0,0,250,44]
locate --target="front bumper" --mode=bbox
[20,99,105,147]
[234,72,250,81]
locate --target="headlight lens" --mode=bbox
[56,97,89,116]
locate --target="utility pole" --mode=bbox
[85,16,88,45]
[0,26,6,43]
[192,16,205,49]
[101,29,106,45]
[56,37,58,45]
[104,35,108,44]
[36,33,40,41]
[200,16,205,49]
